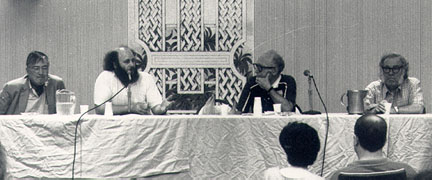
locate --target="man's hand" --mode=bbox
[160,94,174,112]
[374,100,389,113]
[131,102,149,114]
[256,73,272,91]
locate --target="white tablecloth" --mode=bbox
[0,114,431,179]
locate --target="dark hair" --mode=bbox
[379,53,409,79]
[279,121,320,167]
[260,50,285,74]
[26,51,49,66]
[103,50,119,71]
[354,114,387,152]
[103,46,141,71]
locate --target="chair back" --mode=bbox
[338,168,407,180]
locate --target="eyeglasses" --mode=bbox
[253,63,276,72]
[29,65,49,72]
[382,66,403,74]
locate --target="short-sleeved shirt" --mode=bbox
[263,166,324,180]
[364,77,424,110]
[236,74,296,113]
[94,71,162,109]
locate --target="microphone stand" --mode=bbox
[127,74,132,113]
[303,75,321,114]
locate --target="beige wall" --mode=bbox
[1,0,431,113]
[255,0,432,113]
[0,0,128,111]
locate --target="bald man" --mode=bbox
[94,46,170,115]
[236,50,296,113]
[330,114,416,180]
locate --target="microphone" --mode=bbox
[303,69,311,77]
[303,70,321,115]
[301,69,330,177]
[127,73,132,113]
[72,83,128,179]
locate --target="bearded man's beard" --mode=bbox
[384,74,405,91]
[114,66,139,87]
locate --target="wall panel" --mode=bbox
[1,0,431,113]
[0,0,128,112]
[255,0,429,113]
[421,0,432,113]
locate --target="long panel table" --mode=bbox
[1,114,431,179]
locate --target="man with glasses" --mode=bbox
[94,46,171,115]
[364,53,424,114]
[0,51,66,114]
[236,50,296,113]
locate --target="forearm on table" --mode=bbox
[268,90,293,112]
[94,104,130,115]
[397,104,424,114]
[151,104,167,115]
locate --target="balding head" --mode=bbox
[102,46,140,86]
[354,114,387,152]
[257,50,285,74]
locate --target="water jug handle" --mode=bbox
[340,93,347,107]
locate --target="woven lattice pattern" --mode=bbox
[165,27,178,51]
[138,0,163,51]
[149,68,164,92]
[179,68,203,92]
[180,0,202,51]
[218,68,244,105]
[135,0,249,109]
[218,0,243,51]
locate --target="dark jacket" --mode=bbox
[0,74,65,115]
[236,74,296,113]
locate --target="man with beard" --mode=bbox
[0,51,66,114]
[364,53,424,114]
[236,50,296,113]
[94,46,170,115]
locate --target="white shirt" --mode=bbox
[263,166,324,180]
[94,71,162,109]
[25,81,48,114]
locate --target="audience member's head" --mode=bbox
[0,142,6,180]
[25,51,50,86]
[354,114,387,152]
[254,50,285,82]
[279,121,320,168]
[103,46,140,86]
[415,169,432,180]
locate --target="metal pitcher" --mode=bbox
[340,90,368,114]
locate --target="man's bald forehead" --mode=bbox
[116,47,134,60]
[356,114,387,130]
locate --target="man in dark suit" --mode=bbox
[236,50,296,113]
[0,51,65,114]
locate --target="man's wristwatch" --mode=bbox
[267,87,274,93]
